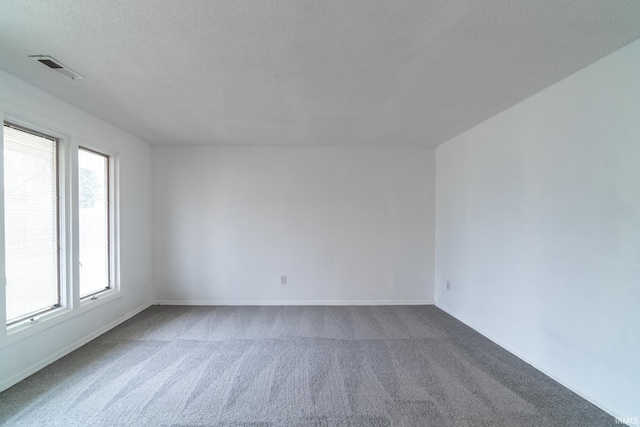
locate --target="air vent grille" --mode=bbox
[29,55,84,80]
[37,59,63,69]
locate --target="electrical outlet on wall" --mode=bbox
[281,275,287,286]
[446,280,451,290]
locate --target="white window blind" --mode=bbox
[3,123,60,324]
[79,148,109,297]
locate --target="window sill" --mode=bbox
[0,290,122,350]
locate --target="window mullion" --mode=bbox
[68,139,80,309]
[0,110,7,336]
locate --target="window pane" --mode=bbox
[79,148,109,297]
[3,123,59,324]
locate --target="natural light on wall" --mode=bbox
[78,148,109,297]
[3,123,59,324]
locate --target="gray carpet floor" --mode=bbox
[0,305,617,426]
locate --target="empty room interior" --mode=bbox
[0,1,639,426]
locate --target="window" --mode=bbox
[2,117,118,330]
[78,148,110,297]
[3,123,60,324]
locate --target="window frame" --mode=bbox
[73,138,120,312]
[3,121,62,325]
[0,109,121,347]
[77,146,114,301]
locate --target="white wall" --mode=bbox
[0,70,152,390]
[435,40,640,418]
[153,146,435,304]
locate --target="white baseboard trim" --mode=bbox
[154,299,434,306]
[434,303,623,423]
[0,301,153,393]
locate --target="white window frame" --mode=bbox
[76,143,119,307]
[0,109,121,348]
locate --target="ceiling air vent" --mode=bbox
[29,55,84,80]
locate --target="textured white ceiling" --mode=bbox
[0,1,639,146]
